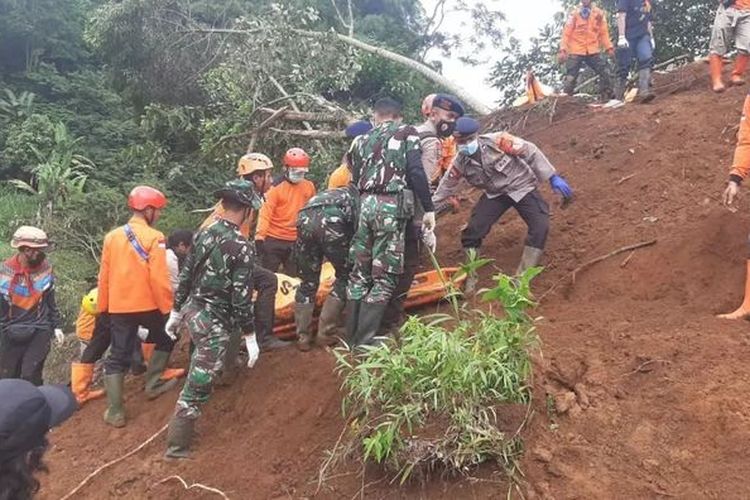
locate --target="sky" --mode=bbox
[421,0,562,106]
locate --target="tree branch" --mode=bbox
[259,107,351,123]
[269,127,346,139]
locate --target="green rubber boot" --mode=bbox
[144,350,179,400]
[165,415,195,459]
[103,373,126,428]
[294,302,316,352]
[316,296,345,347]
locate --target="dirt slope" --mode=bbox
[41,63,750,499]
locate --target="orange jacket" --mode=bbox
[560,4,613,56]
[97,216,173,315]
[256,179,316,242]
[731,95,750,181]
[75,309,95,342]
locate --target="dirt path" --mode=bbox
[41,64,750,498]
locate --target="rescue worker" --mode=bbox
[293,176,358,351]
[559,0,615,101]
[346,97,435,347]
[709,0,750,92]
[433,117,574,291]
[98,186,181,428]
[165,180,259,458]
[719,89,750,318]
[200,153,286,352]
[0,226,63,385]
[615,0,655,102]
[166,229,193,291]
[71,288,105,405]
[256,148,316,276]
[382,94,464,333]
[327,121,373,189]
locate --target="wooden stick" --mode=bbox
[622,359,669,377]
[572,239,657,284]
[620,250,635,268]
[155,475,230,499]
[616,173,636,185]
[60,424,168,500]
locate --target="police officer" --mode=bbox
[165,179,260,458]
[346,98,435,347]
[433,117,574,291]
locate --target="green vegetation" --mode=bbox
[333,266,541,482]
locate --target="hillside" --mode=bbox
[41,63,750,499]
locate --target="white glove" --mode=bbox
[617,36,629,49]
[137,326,150,342]
[422,211,436,232]
[54,328,65,346]
[422,229,437,253]
[164,310,183,341]
[244,334,260,368]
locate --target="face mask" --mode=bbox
[436,120,456,138]
[27,251,46,267]
[287,169,306,184]
[458,140,479,156]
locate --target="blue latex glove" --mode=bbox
[549,174,573,199]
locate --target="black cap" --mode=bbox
[454,116,481,137]
[432,94,465,117]
[0,379,77,462]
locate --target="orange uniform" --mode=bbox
[75,309,96,342]
[328,164,351,189]
[256,179,316,242]
[731,94,750,181]
[738,0,750,11]
[98,216,173,315]
[560,4,613,56]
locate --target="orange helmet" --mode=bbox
[421,93,436,117]
[128,186,167,211]
[237,153,274,176]
[283,148,310,169]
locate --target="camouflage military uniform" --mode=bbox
[346,122,422,305]
[294,186,357,304]
[172,218,255,420]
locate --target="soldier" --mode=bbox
[346,98,435,347]
[164,180,261,458]
[293,177,358,351]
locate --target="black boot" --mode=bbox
[316,296,345,346]
[352,303,388,347]
[345,300,362,347]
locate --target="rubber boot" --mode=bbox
[351,303,388,347]
[71,362,105,405]
[636,68,655,103]
[718,261,750,319]
[144,351,179,400]
[731,53,750,86]
[613,78,626,101]
[515,246,544,276]
[103,373,126,428]
[344,300,362,347]
[142,342,184,381]
[710,54,726,92]
[562,75,576,96]
[165,415,195,459]
[317,296,344,347]
[141,342,155,363]
[294,303,316,352]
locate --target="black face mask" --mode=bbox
[27,252,46,267]
[436,120,456,138]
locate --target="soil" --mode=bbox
[41,62,750,499]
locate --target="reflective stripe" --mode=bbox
[123,224,150,261]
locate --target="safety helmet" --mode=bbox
[421,93,436,117]
[128,186,167,211]
[237,153,274,176]
[81,288,98,316]
[10,226,49,249]
[283,148,311,169]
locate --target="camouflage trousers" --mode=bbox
[295,209,351,304]
[175,302,231,420]
[346,194,405,305]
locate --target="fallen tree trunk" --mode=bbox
[259,107,351,123]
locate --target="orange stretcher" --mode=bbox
[272,264,466,338]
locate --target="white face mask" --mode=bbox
[287,169,306,184]
[458,139,479,156]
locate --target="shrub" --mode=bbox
[333,266,541,482]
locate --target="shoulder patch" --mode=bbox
[496,133,525,155]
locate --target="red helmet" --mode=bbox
[421,93,436,117]
[128,186,167,211]
[283,148,310,168]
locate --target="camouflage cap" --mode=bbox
[214,179,262,210]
